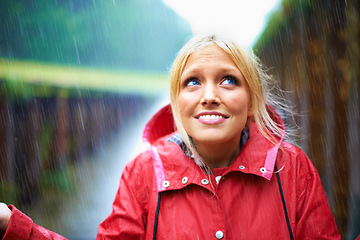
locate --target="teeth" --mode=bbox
[199,115,223,119]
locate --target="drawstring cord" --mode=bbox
[152,192,161,240]
[275,163,294,240]
[153,164,294,240]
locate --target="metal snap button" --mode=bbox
[239,165,245,170]
[215,230,224,239]
[260,167,267,173]
[201,179,209,185]
[182,177,188,184]
[215,176,221,184]
[162,180,170,188]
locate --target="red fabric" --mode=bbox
[97,104,340,239]
[2,104,340,239]
[3,205,67,240]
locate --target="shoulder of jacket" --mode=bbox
[281,142,320,181]
[281,142,304,155]
[124,150,154,174]
[281,142,313,164]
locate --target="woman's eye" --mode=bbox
[184,78,200,87]
[221,76,238,85]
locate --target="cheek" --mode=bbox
[177,95,187,116]
[226,93,251,113]
[178,93,196,115]
[177,94,196,133]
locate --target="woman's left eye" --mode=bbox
[221,76,238,85]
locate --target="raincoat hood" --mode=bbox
[142,104,176,146]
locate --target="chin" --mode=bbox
[193,135,230,145]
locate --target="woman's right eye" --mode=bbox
[184,78,200,87]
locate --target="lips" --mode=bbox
[195,111,229,119]
[198,115,224,120]
[195,111,229,124]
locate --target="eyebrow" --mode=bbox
[181,65,243,80]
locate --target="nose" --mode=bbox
[200,84,220,106]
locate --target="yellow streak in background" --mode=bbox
[0,58,169,95]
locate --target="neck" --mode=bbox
[194,139,240,172]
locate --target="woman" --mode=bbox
[0,35,340,239]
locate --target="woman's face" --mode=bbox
[178,45,253,148]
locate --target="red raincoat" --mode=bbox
[2,104,340,240]
[98,104,340,239]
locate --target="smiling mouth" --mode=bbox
[195,111,230,120]
[198,115,227,120]
[195,113,229,124]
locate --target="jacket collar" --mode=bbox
[167,130,249,167]
[143,104,285,192]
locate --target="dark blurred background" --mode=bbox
[254,1,359,239]
[0,0,359,239]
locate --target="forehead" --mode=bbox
[182,45,238,74]
[187,45,233,64]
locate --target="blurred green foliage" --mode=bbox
[39,168,75,194]
[0,58,169,99]
[0,181,19,206]
[0,0,192,71]
[254,0,311,51]
[38,120,54,167]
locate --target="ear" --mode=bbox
[247,103,254,118]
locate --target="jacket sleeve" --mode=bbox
[295,152,341,239]
[96,158,149,240]
[2,205,68,240]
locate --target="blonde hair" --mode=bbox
[169,34,293,170]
